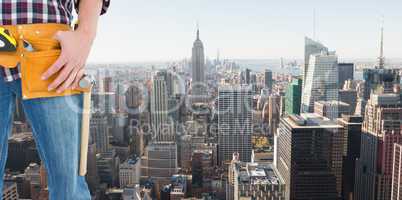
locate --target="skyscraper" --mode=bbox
[157,69,175,98]
[339,89,358,115]
[268,94,281,135]
[264,69,273,91]
[97,150,120,187]
[363,68,400,100]
[362,21,400,101]
[140,142,178,188]
[301,50,339,113]
[241,68,251,85]
[151,72,173,142]
[143,72,178,193]
[285,78,302,115]
[304,37,328,87]
[217,85,253,164]
[6,132,40,172]
[125,84,143,127]
[276,113,344,200]
[86,140,99,194]
[354,90,402,200]
[111,113,128,145]
[337,115,363,200]
[115,83,125,113]
[338,63,354,89]
[125,85,142,110]
[191,26,206,97]
[90,112,109,153]
[104,76,113,93]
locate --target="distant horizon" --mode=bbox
[87,57,402,65]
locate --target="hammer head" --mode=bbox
[78,74,95,92]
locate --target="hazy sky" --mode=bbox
[88,0,402,63]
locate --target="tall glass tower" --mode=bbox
[301,50,339,113]
[304,37,328,88]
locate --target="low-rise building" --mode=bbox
[119,157,141,188]
[227,153,286,200]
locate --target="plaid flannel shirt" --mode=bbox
[0,0,110,82]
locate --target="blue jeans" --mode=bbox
[0,78,91,200]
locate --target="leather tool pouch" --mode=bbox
[0,24,82,99]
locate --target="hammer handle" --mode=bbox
[79,91,91,176]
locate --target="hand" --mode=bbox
[42,29,95,93]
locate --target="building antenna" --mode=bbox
[378,15,385,69]
[196,21,200,40]
[313,9,317,40]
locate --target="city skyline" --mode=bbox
[89,0,402,63]
[2,1,402,199]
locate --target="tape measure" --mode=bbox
[0,27,17,52]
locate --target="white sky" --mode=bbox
[88,0,402,63]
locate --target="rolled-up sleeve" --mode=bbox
[74,0,110,15]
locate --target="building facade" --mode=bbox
[217,85,253,165]
[119,157,141,188]
[276,113,344,200]
[313,100,351,120]
[151,73,174,142]
[339,89,357,115]
[337,115,363,200]
[363,69,400,101]
[392,143,402,200]
[285,78,302,115]
[90,112,110,153]
[354,92,402,200]
[338,63,354,89]
[265,69,273,91]
[268,94,281,135]
[301,50,339,113]
[140,142,178,182]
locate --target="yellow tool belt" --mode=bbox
[0,23,82,99]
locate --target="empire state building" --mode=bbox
[191,27,206,97]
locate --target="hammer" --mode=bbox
[78,75,95,176]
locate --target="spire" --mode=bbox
[196,21,200,40]
[378,16,385,69]
[313,8,317,40]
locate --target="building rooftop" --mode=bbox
[337,115,363,125]
[315,100,350,107]
[125,156,140,165]
[286,113,343,129]
[370,93,402,106]
[146,142,177,151]
[218,84,252,91]
[235,162,283,186]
